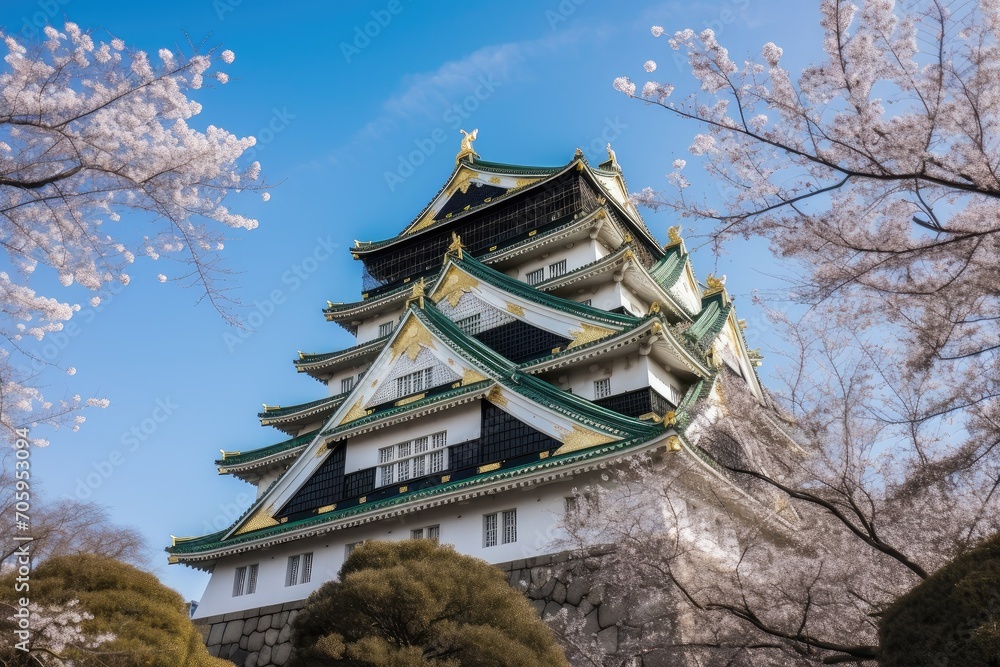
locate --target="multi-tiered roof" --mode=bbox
[168,137,766,568]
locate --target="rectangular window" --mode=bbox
[396,367,433,397]
[286,555,300,587]
[378,321,394,337]
[247,563,258,594]
[411,528,424,539]
[456,313,481,335]
[341,376,355,394]
[233,566,247,597]
[549,260,567,278]
[346,541,363,558]
[594,378,611,399]
[378,431,447,486]
[525,268,544,286]
[565,496,578,515]
[502,509,517,544]
[427,525,440,541]
[301,553,313,584]
[484,513,498,548]
[411,525,440,540]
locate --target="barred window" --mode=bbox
[341,376,355,394]
[525,268,544,285]
[377,431,448,486]
[456,313,481,335]
[484,513,498,548]
[233,564,256,597]
[428,525,440,540]
[549,260,567,278]
[503,509,517,544]
[302,553,313,584]
[378,321,394,337]
[594,378,612,399]
[286,555,299,587]
[411,525,440,540]
[346,541,364,558]
[396,367,433,397]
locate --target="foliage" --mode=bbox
[0,22,263,443]
[584,1,1000,663]
[880,532,1000,667]
[290,540,569,667]
[0,553,229,666]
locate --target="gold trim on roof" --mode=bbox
[234,503,278,536]
[432,265,479,308]
[478,462,501,474]
[462,368,487,385]
[339,399,370,426]
[567,323,616,348]
[553,425,616,456]
[486,385,508,407]
[390,318,436,361]
[506,302,525,317]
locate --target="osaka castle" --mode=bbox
[169,133,768,663]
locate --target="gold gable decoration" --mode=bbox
[234,503,280,536]
[553,425,617,456]
[339,399,370,426]
[432,266,479,308]
[567,323,616,349]
[462,368,487,385]
[390,318,436,361]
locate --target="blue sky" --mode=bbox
[1,0,823,602]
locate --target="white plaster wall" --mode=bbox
[560,352,652,400]
[356,307,404,343]
[342,401,481,475]
[647,361,685,406]
[514,240,602,284]
[325,365,370,397]
[256,468,284,499]
[193,474,593,619]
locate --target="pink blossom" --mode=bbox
[613,76,636,96]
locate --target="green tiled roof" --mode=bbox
[686,295,733,349]
[216,430,320,468]
[446,253,642,329]
[167,432,664,557]
[648,245,688,293]
[258,393,347,421]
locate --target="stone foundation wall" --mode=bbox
[197,548,676,667]
[196,600,304,667]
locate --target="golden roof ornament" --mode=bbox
[667,225,683,245]
[705,273,727,292]
[606,143,618,166]
[406,277,427,309]
[447,231,466,260]
[648,301,662,315]
[663,411,677,427]
[456,128,478,164]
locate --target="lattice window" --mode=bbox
[286,555,300,587]
[411,525,440,540]
[246,563,258,594]
[368,348,460,407]
[503,509,517,544]
[302,553,313,584]
[549,260,567,278]
[484,512,498,547]
[378,321,394,337]
[456,313,481,335]
[233,566,248,597]
[377,431,448,487]
[594,378,612,399]
[525,268,544,285]
[341,376,355,393]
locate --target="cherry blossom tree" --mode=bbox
[0,22,264,444]
[584,1,1000,662]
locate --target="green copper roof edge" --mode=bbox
[447,253,642,329]
[320,380,494,438]
[215,429,321,468]
[167,431,664,556]
[324,283,412,315]
[534,244,632,290]
[259,392,348,421]
[295,334,390,369]
[415,303,662,440]
[686,298,734,348]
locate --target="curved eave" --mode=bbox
[323,284,411,323]
[217,445,308,479]
[259,394,348,435]
[167,430,673,563]
[294,335,390,379]
[537,244,694,323]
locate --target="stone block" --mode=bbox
[228,646,249,664]
[583,608,600,636]
[597,626,618,654]
[274,611,289,628]
[222,619,245,644]
[257,615,271,632]
[566,577,590,605]
[265,627,280,646]
[278,623,292,644]
[272,642,293,666]
[208,622,226,646]
[246,652,258,667]
[530,599,546,616]
[598,598,625,629]
[538,577,557,599]
[542,600,563,620]
[207,643,221,657]
[258,644,272,666]
[223,611,245,622]
[589,584,604,606]
[261,603,284,615]
[248,631,266,652]
[239,634,248,650]
[287,609,299,625]
[552,581,567,604]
